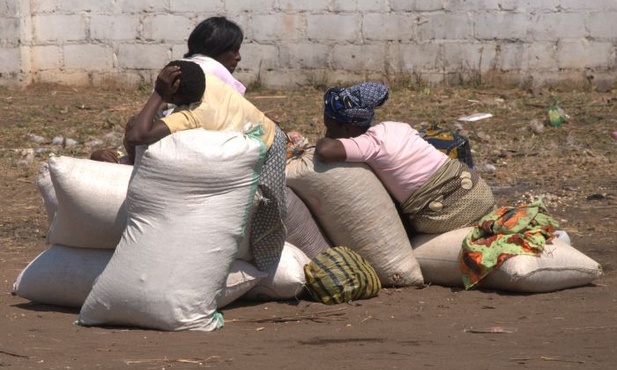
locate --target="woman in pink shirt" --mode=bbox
[315,82,494,234]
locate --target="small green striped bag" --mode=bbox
[304,246,381,305]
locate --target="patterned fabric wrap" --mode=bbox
[323,82,389,128]
[403,160,495,234]
[304,246,381,305]
[459,200,560,289]
[250,125,288,271]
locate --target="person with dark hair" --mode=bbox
[183,16,246,95]
[90,60,205,164]
[90,16,247,163]
[122,60,204,163]
[124,61,287,272]
[161,60,205,106]
[314,82,495,234]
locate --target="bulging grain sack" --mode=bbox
[78,128,266,331]
[36,162,58,225]
[244,242,310,301]
[285,149,423,287]
[12,244,266,309]
[412,228,603,293]
[235,188,261,262]
[285,186,331,259]
[411,227,472,286]
[46,156,133,249]
[12,244,112,308]
[44,155,256,255]
[218,260,268,308]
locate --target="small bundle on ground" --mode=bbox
[304,246,381,305]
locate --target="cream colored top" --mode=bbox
[162,73,275,148]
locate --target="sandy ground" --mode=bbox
[1,84,616,369]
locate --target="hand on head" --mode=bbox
[154,65,181,102]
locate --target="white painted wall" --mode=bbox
[1,0,616,89]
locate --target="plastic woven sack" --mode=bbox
[304,246,381,305]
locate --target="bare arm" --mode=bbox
[123,96,171,145]
[123,98,171,164]
[123,120,170,165]
[123,66,180,161]
[315,137,347,162]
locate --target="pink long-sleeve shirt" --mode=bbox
[338,121,448,203]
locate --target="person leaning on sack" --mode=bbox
[91,16,246,163]
[124,59,287,272]
[314,82,495,234]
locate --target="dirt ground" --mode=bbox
[1,83,616,369]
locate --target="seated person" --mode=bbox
[124,60,287,271]
[314,82,495,234]
[92,16,246,163]
[90,115,135,164]
[183,16,246,95]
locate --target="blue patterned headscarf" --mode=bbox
[324,82,389,128]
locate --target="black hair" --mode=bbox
[165,60,205,106]
[184,17,244,59]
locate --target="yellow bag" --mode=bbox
[304,246,381,305]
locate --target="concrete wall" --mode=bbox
[1,0,616,89]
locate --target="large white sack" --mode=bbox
[12,245,111,308]
[12,245,266,309]
[285,149,423,287]
[43,155,255,257]
[235,189,260,262]
[244,242,310,301]
[285,187,331,259]
[412,228,603,293]
[78,129,265,331]
[46,156,133,249]
[218,260,268,308]
[37,162,58,225]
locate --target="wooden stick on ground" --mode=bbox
[227,306,348,324]
[0,349,29,358]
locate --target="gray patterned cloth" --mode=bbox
[250,125,288,271]
[323,82,389,128]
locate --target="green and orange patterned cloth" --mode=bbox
[459,200,560,289]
